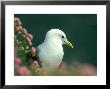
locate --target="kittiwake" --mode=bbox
[37,29,73,70]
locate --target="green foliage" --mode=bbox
[14,17,32,67]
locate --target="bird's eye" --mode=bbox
[62,36,64,38]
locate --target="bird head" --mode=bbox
[45,29,73,48]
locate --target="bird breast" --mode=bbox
[38,42,64,70]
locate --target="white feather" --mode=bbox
[37,29,66,70]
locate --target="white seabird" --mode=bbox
[37,29,73,70]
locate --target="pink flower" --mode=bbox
[31,47,36,52]
[22,28,28,35]
[27,34,33,40]
[58,62,69,73]
[18,66,30,76]
[14,57,21,70]
[14,17,20,22]
[76,64,97,76]
[26,37,32,46]
[15,26,21,31]
[26,37,31,42]
[14,57,21,65]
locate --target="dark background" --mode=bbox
[14,14,97,66]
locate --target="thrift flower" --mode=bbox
[14,17,20,22]
[15,26,20,31]
[26,37,32,46]
[22,28,28,35]
[27,34,33,40]
[31,47,36,52]
[18,66,30,76]
[76,64,97,76]
[14,57,21,65]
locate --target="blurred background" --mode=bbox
[15,14,97,66]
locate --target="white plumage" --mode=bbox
[37,29,73,70]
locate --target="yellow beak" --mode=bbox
[64,39,73,48]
